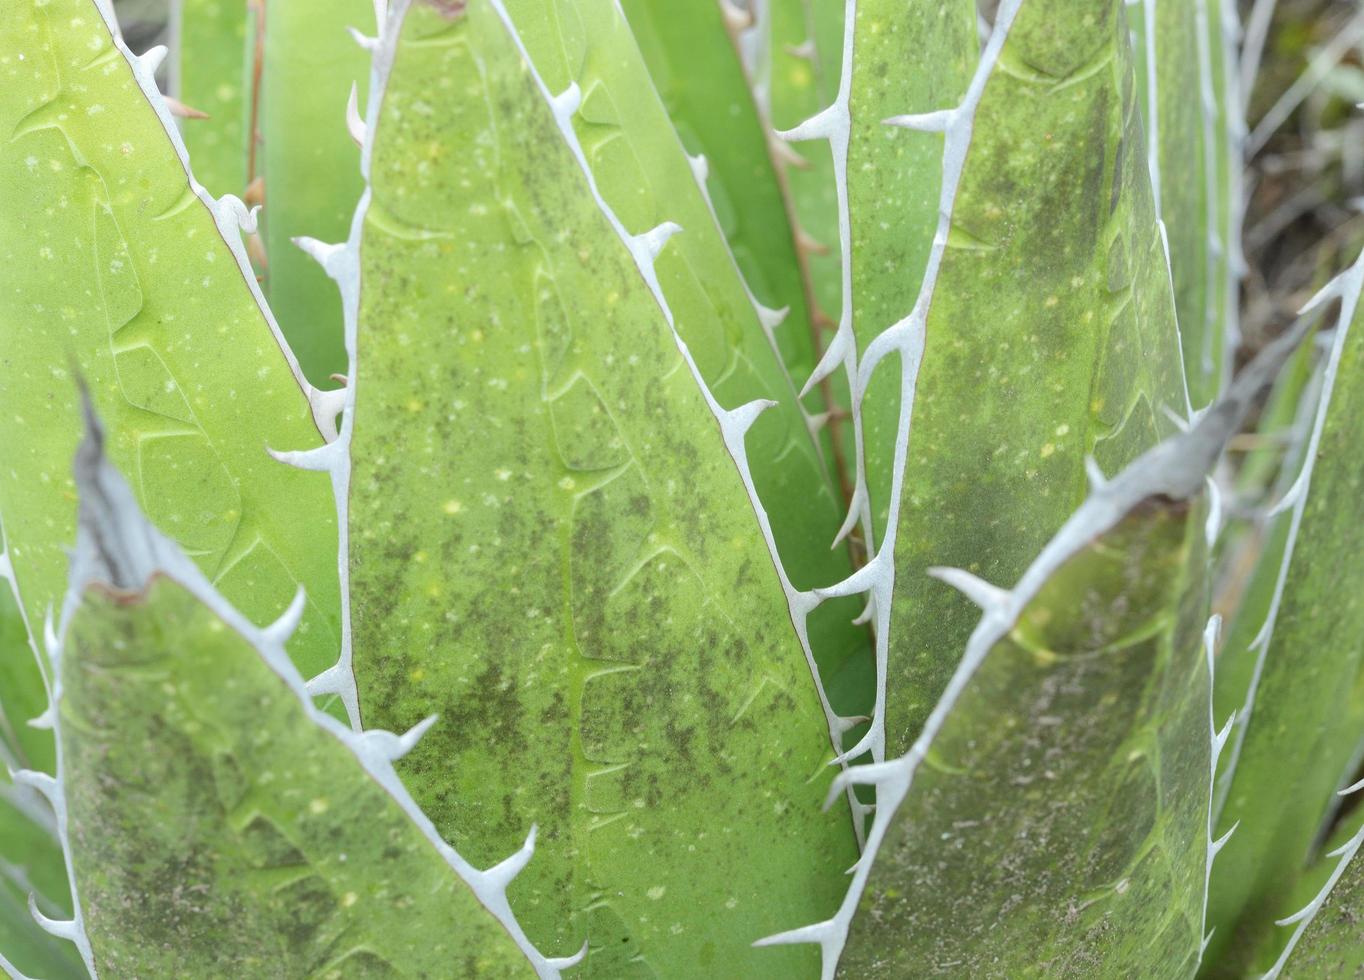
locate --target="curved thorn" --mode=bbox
[635,221,683,262]
[800,327,849,399]
[551,82,582,119]
[883,107,957,132]
[776,103,841,143]
[347,26,380,51]
[483,824,538,892]
[546,939,590,970]
[27,895,79,941]
[1210,821,1239,857]
[927,566,1010,614]
[267,441,344,473]
[308,385,348,444]
[291,236,351,281]
[263,587,308,646]
[345,82,366,146]
[136,44,168,76]
[726,399,777,437]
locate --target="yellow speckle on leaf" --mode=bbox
[1040,443,1055,458]
[443,499,462,515]
[309,798,329,814]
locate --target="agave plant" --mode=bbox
[1,0,1362,976]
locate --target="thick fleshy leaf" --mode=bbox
[1261,795,1364,978]
[764,326,1308,976]
[171,0,249,197]
[838,495,1210,977]
[0,791,83,979]
[768,0,844,325]
[848,0,1189,758]
[52,422,549,977]
[619,0,825,407]
[501,0,862,630]
[1129,0,1239,406]
[0,0,340,688]
[335,0,858,971]
[257,0,370,384]
[1207,256,1364,969]
[616,0,868,711]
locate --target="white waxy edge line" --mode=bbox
[1199,615,1239,962]
[250,1,581,971]
[1219,0,1247,385]
[0,540,79,971]
[752,303,1313,978]
[87,0,343,442]
[62,387,579,978]
[1213,249,1364,816]
[3,432,102,979]
[804,0,1031,774]
[275,0,412,732]
[680,157,844,535]
[1142,0,1162,215]
[1260,778,1364,978]
[481,0,872,839]
[0,950,32,980]
[1134,0,1200,417]
[765,0,886,773]
[1194,0,1226,397]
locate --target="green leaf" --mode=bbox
[614,0,869,714]
[500,0,862,621]
[619,0,824,406]
[0,790,83,979]
[45,419,552,977]
[763,324,1309,975]
[326,0,859,971]
[1128,0,1241,406]
[767,0,845,326]
[171,0,250,197]
[0,0,341,690]
[836,492,1211,978]
[1261,791,1364,978]
[827,0,1190,759]
[257,0,370,384]
[0,552,52,778]
[1207,256,1364,969]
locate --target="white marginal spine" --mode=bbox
[276,3,578,973]
[1193,0,1226,395]
[88,0,342,441]
[1138,0,1197,419]
[752,242,1312,976]
[1260,778,1364,978]
[0,538,95,977]
[6,603,98,978]
[1199,615,1239,962]
[1214,251,1364,814]
[64,380,578,976]
[482,0,873,844]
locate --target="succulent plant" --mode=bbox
[0,0,1361,977]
